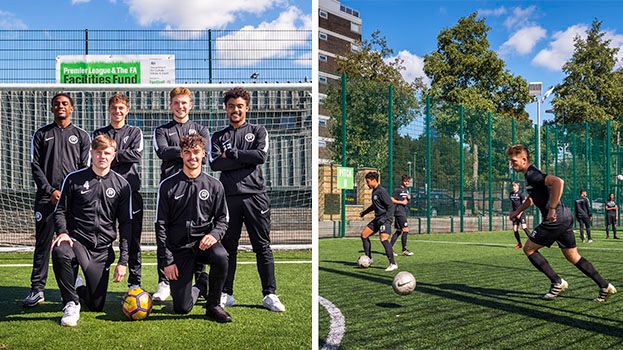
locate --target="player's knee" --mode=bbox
[522,245,534,255]
[52,243,72,260]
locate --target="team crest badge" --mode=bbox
[189,129,197,135]
[68,135,79,144]
[123,136,129,144]
[35,211,42,222]
[199,189,209,200]
[245,133,255,142]
[106,188,116,198]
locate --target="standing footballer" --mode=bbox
[359,171,398,272]
[605,193,619,239]
[24,93,90,307]
[507,144,616,302]
[155,135,231,323]
[152,87,210,301]
[51,135,132,326]
[93,93,144,290]
[509,181,530,249]
[390,175,414,256]
[574,190,593,243]
[210,87,285,312]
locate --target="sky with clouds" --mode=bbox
[345,0,623,124]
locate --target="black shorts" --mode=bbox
[394,216,409,230]
[512,216,526,226]
[366,217,391,235]
[527,207,575,248]
[607,215,616,225]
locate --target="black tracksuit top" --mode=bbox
[31,122,91,198]
[153,119,211,180]
[209,122,268,195]
[54,167,132,265]
[93,124,143,192]
[574,197,591,219]
[155,171,229,267]
[362,185,394,220]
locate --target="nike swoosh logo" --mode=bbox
[45,137,54,141]
[169,132,176,136]
[132,209,141,214]
[80,190,91,194]
[261,209,269,214]
[174,194,184,200]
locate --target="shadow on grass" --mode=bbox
[320,266,623,338]
[376,302,401,308]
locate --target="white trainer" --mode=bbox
[595,283,617,302]
[153,281,171,301]
[60,301,80,327]
[385,263,398,272]
[220,293,235,308]
[543,279,568,300]
[262,294,285,312]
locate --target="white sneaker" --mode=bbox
[153,281,171,301]
[385,264,398,272]
[75,275,84,288]
[543,279,568,300]
[60,301,80,327]
[595,283,617,302]
[262,294,285,312]
[220,293,235,308]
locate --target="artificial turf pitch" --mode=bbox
[319,231,623,349]
[0,250,311,349]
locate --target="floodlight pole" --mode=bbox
[537,98,541,169]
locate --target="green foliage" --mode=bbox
[552,19,623,123]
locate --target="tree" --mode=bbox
[325,31,423,174]
[552,19,623,124]
[423,12,531,191]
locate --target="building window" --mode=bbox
[351,43,361,52]
[319,75,328,84]
[319,32,328,41]
[351,22,361,34]
[319,9,328,19]
[319,119,327,127]
[319,139,327,148]
[319,54,328,62]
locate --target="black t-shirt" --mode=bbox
[606,200,617,217]
[524,164,555,218]
[509,191,525,211]
[391,186,410,217]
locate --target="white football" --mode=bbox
[357,255,371,268]
[617,174,623,181]
[392,271,416,295]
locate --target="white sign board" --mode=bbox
[528,82,542,96]
[56,55,175,84]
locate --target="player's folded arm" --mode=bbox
[116,130,143,164]
[153,127,182,161]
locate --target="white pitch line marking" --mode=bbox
[319,296,345,350]
[415,240,623,251]
[0,260,311,268]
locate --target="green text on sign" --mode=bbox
[337,167,354,190]
[60,62,141,84]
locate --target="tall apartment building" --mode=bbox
[318,0,362,163]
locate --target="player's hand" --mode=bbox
[199,234,217,251]
[164,264,178,281]
[51,233,73,250]
[547,208,557,222]
[359,211,364,218]
[113,264,127,283]
[50,190,61,205]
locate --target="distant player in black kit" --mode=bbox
[359,171,397,271]
[574,190,593,243]
[51,135,132,326]
[390,175,413,256]
[210,87,285,312]
[605,193,618,239]
[509,181,530,249]
[155,135,231,323]
[93,93,144,289]
[24,93,91,307]
[153,87,211,301]
[507,144,616,302]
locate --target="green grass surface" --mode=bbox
[0,250,311,350]
[319,231,623,349]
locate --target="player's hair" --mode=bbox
[180,134,206,151]
[401,175,410,182]
[608,192,615,200]
[108,93,129,107]
[51,92,74,107]
[170,87,193,101]
[580,189,587,194]
[512,181,520,186]
[506,144,530,161]
[365,171,379,181]
[91,134,117,151]
[223,87,251,106]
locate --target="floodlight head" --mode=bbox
[543,86,555,99]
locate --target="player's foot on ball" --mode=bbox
[543,279,568,300]
[60,301,80,327]
[581,238,586,243]
[153,281,171,301]
[594,284,617,302]
[385,264,398,272]
[402,250,414,256]
[206,305,232,323]
[588,239,594,243]
[194,272,209,299]
[128,284,140,290]
[262,294,286,312]
[514,243,523,249]
[220,293,235,308]
[22,289,44,307]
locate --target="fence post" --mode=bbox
[340,73,347,238]
[511,118,516,182]
[606,121,612,222]
[85,29,89,55]
[208,29,213,83]
[554,127,559,176]
[572,134,577,209]
[586,122,590,199]
[460,105,464,232]
[488,112,492,232]
[426,96,431,235]
[534,124,540,224]
[388,85,393,194]
[544,125,549,173]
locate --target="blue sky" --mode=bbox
[342,0,623,124]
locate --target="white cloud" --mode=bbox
[215,7,311,67]
[71,0,91,4]
[532,24,588,71]
[504,6,537,29]
[124,0,280,32]
[500,25,546,55]
[385,50,430,85]
[0,10,27,29]
[604,31,623,69]
[477,7,507,17]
